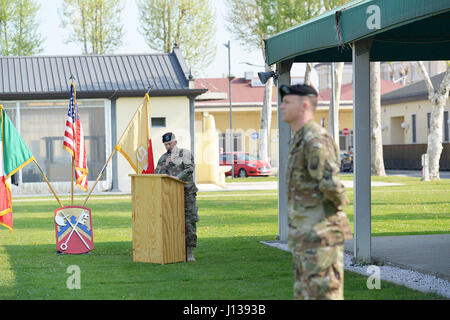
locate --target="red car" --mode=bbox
[220,152,272,177]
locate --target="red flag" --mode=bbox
[142,138,155,174]
[63,83,88,191]
[0,177,12,231]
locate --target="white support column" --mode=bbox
[276,60,292,242]
[352,39,372,263]
[189,95,196,183]
[328,63,339,146]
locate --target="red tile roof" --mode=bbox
[195,77,403,105]
[195,78,277,104]
[318,80,403,101]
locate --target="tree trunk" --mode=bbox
[417,61,450,180]
[258,61,274,164]
[370,61,386,176]
[2,19,8,55]
[304,62,312,85]
[329,62,343,151]
[335,62,344,151]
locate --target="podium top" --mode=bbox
[129,174,187,184]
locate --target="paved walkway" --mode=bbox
[386,170,450,179]
[343,234,450,281]
[197,180,401,192]
[262,234,450,281]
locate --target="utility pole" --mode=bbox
[224,40,235,178]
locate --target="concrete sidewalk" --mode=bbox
[343,234,450,281]
[197,180,401,192]
[262,234,450,281]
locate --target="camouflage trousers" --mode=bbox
[292,245,344,300]
[184,191,199,248]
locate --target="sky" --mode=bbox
[36,0,317,85]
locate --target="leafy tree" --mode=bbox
[60,0,124,54]
[137,0,216,76]
[0,0,43,56]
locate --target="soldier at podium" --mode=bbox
[155,132,199,262]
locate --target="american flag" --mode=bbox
[63,83,88,191]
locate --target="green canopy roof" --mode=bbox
[264,0,450,64]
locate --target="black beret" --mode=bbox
[279,84,318,99]
[162,132,175,143]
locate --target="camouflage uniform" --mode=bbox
[155,146,199,248]
[287,120,352,300]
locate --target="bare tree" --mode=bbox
[304,63,313,85]
[370,62,386,176]
[417,61,450,180]
[226,0,324,163]
[328,62,344,151]
[322,1,347,151]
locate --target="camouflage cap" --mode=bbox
[162,132,176,143]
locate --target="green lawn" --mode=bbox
[0,176,448,299]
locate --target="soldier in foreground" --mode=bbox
[155,132,199,262]
[279,84,352,300]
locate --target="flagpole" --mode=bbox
[71,159,74,205]
[83,88,153,206]
[33,159,64,207]
[70,77,77,206]
[82,148,116,206]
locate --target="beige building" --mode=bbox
[381,72,450,170]
[195,75,402,169]
[315,61,447,91]
[0,50,205,194]
[382,72,450,145]
[195,76,280,166]
[116,96,197,192]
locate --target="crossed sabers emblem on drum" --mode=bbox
[54,210,91,251]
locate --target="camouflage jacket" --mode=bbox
[286,120,352,251]
[155,146,198,193]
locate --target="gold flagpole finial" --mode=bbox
[145,85,153,96]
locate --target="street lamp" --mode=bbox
[223,40,235,178]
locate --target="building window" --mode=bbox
[151,117,166,128]
[411,114,417,143]
[444,111,449,142]
[218,132,242,153]
[3,100,107,183]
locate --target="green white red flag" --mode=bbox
[0,106,34,232]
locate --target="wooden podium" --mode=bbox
[130,174,186,264]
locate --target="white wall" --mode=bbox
[382,99,450,145]
[115,96,191,192]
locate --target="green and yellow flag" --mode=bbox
[0,106,34,231]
